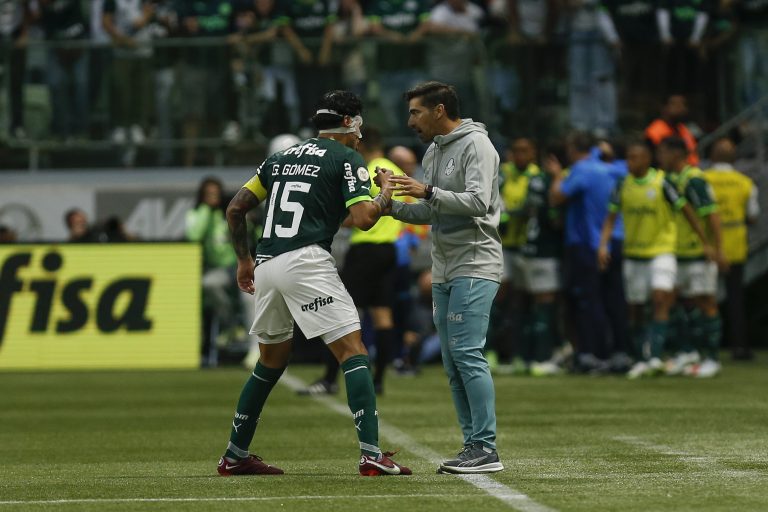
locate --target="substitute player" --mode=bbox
[660,137,726,378]
[388,82,504,474]
[521,164,564,376]
[598,142,709,379]
[217,90,411,476]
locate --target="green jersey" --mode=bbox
[274,0,335,39]
[367,0,431,70]
[243,138,373,259]
[667,166,718,259]
[522,172,563,259]
[609,169,685,259]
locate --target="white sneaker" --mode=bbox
[686,359,721,378]
[130,125,146,145]
[627,361,649,380]
[111,127,127,144]
[530,361,561,377]
[647,357,664,374]
[222,121,241,144]
[665,351,700,376]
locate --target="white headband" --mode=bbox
[316,109,364,139]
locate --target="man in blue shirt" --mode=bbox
[547,132,620,372]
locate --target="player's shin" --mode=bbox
[341,354,380,457]
[225,362,285,461]
[702,313,722,361]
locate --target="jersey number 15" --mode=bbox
[263,181,311,239]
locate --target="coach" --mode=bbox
[387,82,504,475]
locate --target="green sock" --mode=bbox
[631,323,650,360]
[703,314,722,361]
[225,362,285,460]
[532,303,557,362]
[649,321,668,359]
[341,354,380,457]
[687,307,705,355]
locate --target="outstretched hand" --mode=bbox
[389,175,428,199]
[236,258,256,294]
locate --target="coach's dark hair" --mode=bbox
[659,136,689,155]
[195,176,225,209]
[403,81,460,120]
[311,90,363,131]
[565,131,594,154]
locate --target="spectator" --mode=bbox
[274,0,337,130]
[733,0,768,110]
[645,94,699,165]
[89,0,111,136]
[657,0,710,96]
[185,177,244,367]
[1,0,29,139]
[102,0,157,146]
[388,145,420,180]
[425,0,485,120]
[597,0,664,113]
[547,131,616,373]
[699,0,737,125]
[366,0,431,134]
[329,0,368,98]
[565,0,618,136]
[177,0,237,166]
[30,0,90,139]
[704,137,760,360]
[64,208,95,242]
[150,0,179,165]
[0,225,18,243]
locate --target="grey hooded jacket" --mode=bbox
[391,119,503,284]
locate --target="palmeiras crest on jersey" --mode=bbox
[445,158,456,176]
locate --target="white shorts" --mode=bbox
[623,254,677,304]
[503,249,526,288]
[522,257,561,294]
[676,260,718,298]
[249,245,361,344]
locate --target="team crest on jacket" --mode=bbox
[445,158,456,176]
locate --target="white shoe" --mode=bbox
[130,125,146,145]
[222,121,241,144]
[627,361,649,380]
[111,127,127,144]
[530,361,561,377]
[665,351,700,376]
[685,359,721,378]
[647,357,664,374]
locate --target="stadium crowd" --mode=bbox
[2,0,768,165]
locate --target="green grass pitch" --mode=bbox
[1,356,767,511]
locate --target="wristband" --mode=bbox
[424,184,434,200]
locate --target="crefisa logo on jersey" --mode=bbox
[301,296,334,312]
[284,143,327,158]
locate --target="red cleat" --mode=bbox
[359,451,412,476]
[217,455,284,476]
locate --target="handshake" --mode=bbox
[374,167,430,199]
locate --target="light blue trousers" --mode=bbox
[433,277,500,450]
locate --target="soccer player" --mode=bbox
[521,160,564,376]
[704,138,760,360]
[598,142,707,379]
[387,82,504,474]
[659,136,725,378]
[217,90,411,477]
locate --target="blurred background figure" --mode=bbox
[31,0,90,140]
[387,145,419,179]
[704,136,760,361]
[0,225,18,243]
[64,208,94,242]
[657,0,709,98]
[186,177,244,368]
[564,0,617,136]
[1,0,29,140]
[646,94,699,165]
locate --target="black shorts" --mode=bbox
[341,243,397,309]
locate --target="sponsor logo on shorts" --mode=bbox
[301,296,335,312]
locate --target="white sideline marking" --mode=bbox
[280,373,557,512]
[0,494,455,506]
[612,435,760,478]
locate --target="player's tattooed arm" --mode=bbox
[226,188,260,261]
